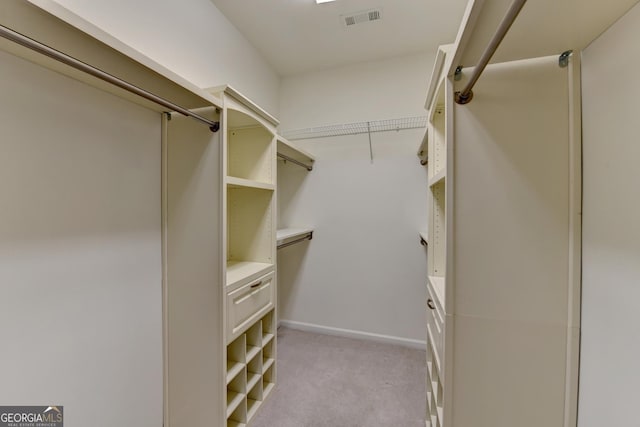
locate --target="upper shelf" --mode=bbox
[448,0,640,77]
[227,177,275,191]
[277,228,313,249]
[22,0,222,112]
[277,136,315,172]
[207,84,279,128]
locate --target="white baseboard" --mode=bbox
[278,319,426,350]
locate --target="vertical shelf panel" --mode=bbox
[430,181,446,277]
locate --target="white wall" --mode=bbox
[579,3,640,426]
[280,53,433,130]
[277,53,433,343]
[0,50,162,426]
[49,0,280,115]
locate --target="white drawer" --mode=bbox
[426,280,445,376]
[227,272,275,343]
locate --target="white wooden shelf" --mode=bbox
[227,261,274,290]
[277,136,315,171]
[263,382,275,398]
[227,176,275,191]
[226,361,245,385]
[246,398,261,421]
[226,391,245,418]
[262,357,275,372]
[276,228,314,249]
[246,345,261,363]
[247,372,261,391]
[428,169,446,187]
[262,332,274,347]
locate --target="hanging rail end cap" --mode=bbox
[209,121,220,133]
[559,50,574,68]
[455,90,474,105]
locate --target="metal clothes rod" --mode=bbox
[277,232,313,250]
[454,0,528,105]
[277,153,313,171]
[0,24,220,132]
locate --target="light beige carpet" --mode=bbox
[250,327,426,427]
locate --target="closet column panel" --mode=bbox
[580,3,640,425]
[450,56,580,427]
[163,109,223,426]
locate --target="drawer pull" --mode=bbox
[251,281,263,289]
[427,299,436,310]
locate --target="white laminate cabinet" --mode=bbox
[207,85,279,427]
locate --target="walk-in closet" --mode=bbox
[1,0,639,426]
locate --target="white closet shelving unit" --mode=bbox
[276,135,315,250]
[420,0,639,426]
[421,43,453,427]
[207,85,279,427]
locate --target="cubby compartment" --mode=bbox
[246,377,263,422]
[227,401,247,427]
[227,335,246,385]
[246,322,263,363]
[262,363,276,399]
[227,371,247,419]
[227,186,275,289]
[225,309,276,424]
[261,310,275,346]
[262,338,275,373]
[227,108,275,185]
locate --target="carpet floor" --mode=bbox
[250,327,426,427]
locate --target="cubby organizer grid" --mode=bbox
[226,310,276,427]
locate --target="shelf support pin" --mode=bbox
[454,66,463,81]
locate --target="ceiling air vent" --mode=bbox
[342,9,382,27]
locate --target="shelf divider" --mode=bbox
[227,176,275,191]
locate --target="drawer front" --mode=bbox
[426,285,445,376]
[227,272,275,342]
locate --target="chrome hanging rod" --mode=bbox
[277,232,313,250]
[454,0,528,105]
[277,153,313,171]
[0,24,220,132]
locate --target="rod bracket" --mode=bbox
[209,121,220,133]
[454,90,474,105]
[559,50,573,68]
[454,66,463,81]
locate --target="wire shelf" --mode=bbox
[281,116,428,141]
